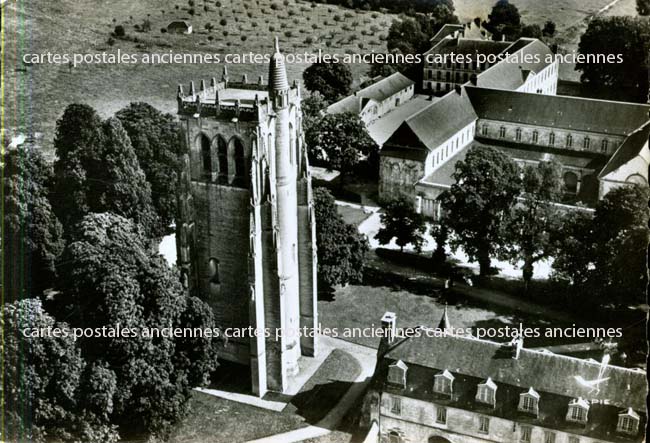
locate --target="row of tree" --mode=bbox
[3,104,217,443]
[374,146,648,306]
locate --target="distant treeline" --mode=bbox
[312,0,454,15]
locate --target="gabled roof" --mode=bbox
[476,39,555,90]
[429,24,464,42]
[326,72,414,115]
[384,332,647,411]
[599,121,650,179]
[384,91,477,153]
[425,37,511,59]
[465,86,650,136]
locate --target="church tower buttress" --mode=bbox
[175,38,318,398]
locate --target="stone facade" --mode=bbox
[176,40,318,397]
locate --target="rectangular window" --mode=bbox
[568,437,579,443]
[544,431,556,443]
[391,397,401,415]
[520,426,532,443]
[601,139,608,152]
[482,125,488,136]
[478,416,489,434]
[499,127,506,139]
[436,407,447,424]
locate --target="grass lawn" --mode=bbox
[285,349,361,423]
[170,349,360,442]
[336,204,372,227]
[169,390,306,443]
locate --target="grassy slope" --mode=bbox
[4,0,640,151]
[3,0,395,151]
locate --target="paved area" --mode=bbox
[246,335,377,443]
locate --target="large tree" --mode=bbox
[52,105,158,237]
[552,184,649,305]
[576,17,650,102]
[313,187,369,287]
[505,161,563,286]
[2,147,64,300]
[2,298,119,443]
[305,112,377,176]
[54,213,217,437]
[375,195,427,252]
[116,102,187,236]
[637,0,650,15]
[485,0,522,41]
[441,146,521,276]
[590,184,649,303]
[302,62,353,103]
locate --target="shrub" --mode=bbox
[220,18,227,26]
[114,24,126,37]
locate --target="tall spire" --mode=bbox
[269,37,290,92]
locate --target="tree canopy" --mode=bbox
[304,112,377,176]
[313,187,369,287]
[52,104,158,237]
[2,298,119,443]
[485,0,522,41]
[576,16,650,102]
[504,161,563,285]
[441,146,521,276]
[375,195,427,252]
[54,213,217,437]
[552,184,649,305]
[116,102,187,237]
[302,62,353,103]
[2,147,64,300]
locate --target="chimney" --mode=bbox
[454,84,462,95]
[509,337,523,359]
[502,34,506,42]
[381,312,397,344]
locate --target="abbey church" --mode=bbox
[175,39,318,397]
[328,23,650,217]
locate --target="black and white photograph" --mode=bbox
[2,0,648,442]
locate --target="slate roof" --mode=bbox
[382,91,477,159]
[366,95,434,146]
[424,37,512,60]
[429,24,465,42]
[465,86,650,136]
[384,333,647,411]
[379,332,647,440]
[599,121,650,179]
[327,73,414,115]
[476,39,555,90]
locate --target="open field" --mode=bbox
[2,0,640,151]
[2,0,395,151]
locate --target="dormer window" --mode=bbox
[387,360,407,388]
[476,378,497,407]
[518,387,540,416]
[433,370,454,396]
[566,398,589,424]
[617,408,640,435]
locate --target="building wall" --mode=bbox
[379,393,614,443]
[360,84,415,125]
[599,143,650,198]
[424,121,476,176]
[379,156,425,202]
[477,119,624,157]
[177,81,318,396]
[515,62,558,95]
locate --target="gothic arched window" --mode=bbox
[217,136,228,177]
[233,138,249,187]
[200,134,211,177]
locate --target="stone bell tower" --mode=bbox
[175,38,318,397]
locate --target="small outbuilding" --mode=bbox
[167,20,192,34]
